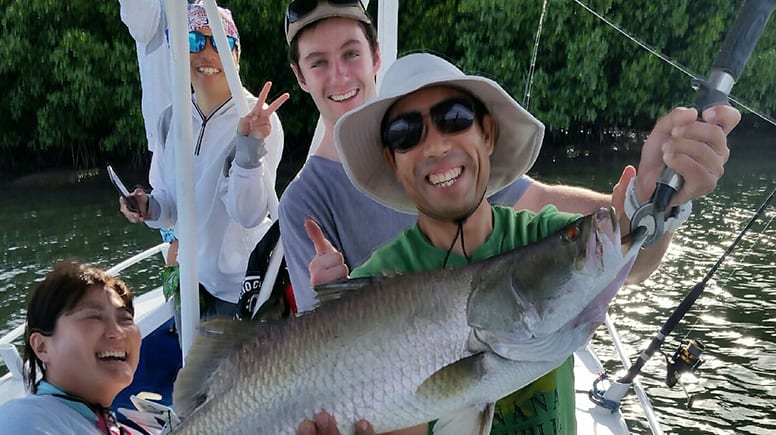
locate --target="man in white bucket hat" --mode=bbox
[279,0,656,316]
[302,52,739,434]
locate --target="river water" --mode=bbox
[0,130,773,434]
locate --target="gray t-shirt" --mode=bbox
[278,156,531,313]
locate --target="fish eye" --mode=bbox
[563,223,581,241]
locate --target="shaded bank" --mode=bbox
[4,114,772,190]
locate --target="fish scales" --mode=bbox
[172,207,640,435]
[175,269,479,433]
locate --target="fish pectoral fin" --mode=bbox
[416,355,494,435]
[313,276,374,303]
[433,402,494,435]
[416,353,488,401]
[173,318,265,418]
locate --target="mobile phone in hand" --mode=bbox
[107,165,139,213]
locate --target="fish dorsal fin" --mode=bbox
[313,276,374,304]
[173,317,270,418]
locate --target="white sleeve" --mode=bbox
[118,0,164,45]
[145,186,176,230]
[223,112,283,227]
[144,135,176,229]
[148,144,164,189]
[224,152,269,228]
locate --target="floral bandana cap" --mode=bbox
[188,3,240,56]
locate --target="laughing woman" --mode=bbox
[0,261,143,434]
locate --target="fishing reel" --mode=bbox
[665,338,705,388]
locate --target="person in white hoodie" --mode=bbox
[119,3,288,319]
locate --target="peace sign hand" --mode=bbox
[238,81,290,140]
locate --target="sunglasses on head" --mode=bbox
[381,97,479,153]
[188,31,237,54]
[286,0,365,24]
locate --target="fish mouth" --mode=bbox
[621,225,648,250]
[574,250,636,328]
[571,206,642,330]
[594,207,619,246]
[468,206,631,361]
[585,207,619,271]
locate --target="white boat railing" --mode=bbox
[165,0,199,361]
[0,344,22,379]
[604,314,664,434]
[106,242,170,276]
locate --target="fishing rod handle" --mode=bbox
[651,0,776,214]
[653,76,729,214]
[654,79,727,214]
[712,0,776,80]
[652,168,682,213]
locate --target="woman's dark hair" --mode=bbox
[22,260,134,393]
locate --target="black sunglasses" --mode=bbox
[286,0,365,24]
[381,97,479,153]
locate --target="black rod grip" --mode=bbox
[711,0,776,80]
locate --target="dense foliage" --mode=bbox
[0,0,773,176]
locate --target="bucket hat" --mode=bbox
[335,53,545,213]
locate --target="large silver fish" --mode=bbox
[172,207,642,435]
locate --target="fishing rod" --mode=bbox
[630,0,776,247]
[574,0,776,129]
[597,186,776,408]
[592,0,776,410]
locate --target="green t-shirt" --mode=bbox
[352,205,580,435]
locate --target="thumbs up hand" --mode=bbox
[305,218,349,286]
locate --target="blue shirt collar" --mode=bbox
[36,380,99,424]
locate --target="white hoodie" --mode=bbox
[145,88,283,304]
[119,0,171,156]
